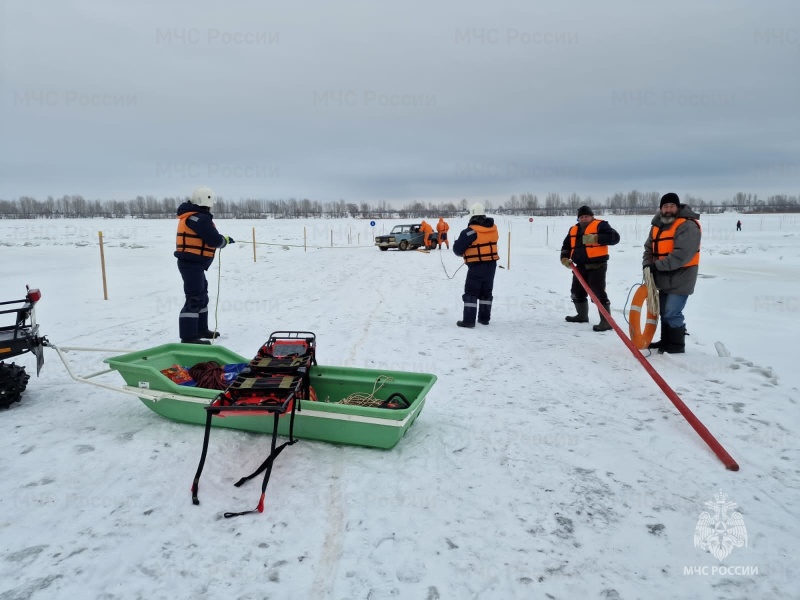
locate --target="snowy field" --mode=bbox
[1,212,798,600]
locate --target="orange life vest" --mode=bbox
[651,218,701,267]
[436,220,449,234]
[568,219,608,259]
[176,212,216,258]
[463,224,499,263]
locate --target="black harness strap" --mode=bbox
[191,409,216,505]
[190,332,317,517]
[224,412,286,518]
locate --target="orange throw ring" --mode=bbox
[629,284,658,349]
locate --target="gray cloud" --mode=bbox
[1,0,798,205]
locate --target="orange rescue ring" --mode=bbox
[629,284,658,349]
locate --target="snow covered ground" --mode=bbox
[1,212,798,600]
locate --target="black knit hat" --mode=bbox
[577,205,594,217]
[660,192,680,208]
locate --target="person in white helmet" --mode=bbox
[174,186,234,344]
[452,203,499,327]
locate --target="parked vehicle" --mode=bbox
[0,286,46,408]
[374,224,438,251]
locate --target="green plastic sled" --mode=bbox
[104,343,435,449]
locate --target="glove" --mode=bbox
[561,258,572,269]
[582,233,598,245]
[224,235,235,245]
[643,263,656,274]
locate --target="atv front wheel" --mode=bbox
[0,363,29,409]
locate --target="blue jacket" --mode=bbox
[174,202,227,267]
[453,216,497,259]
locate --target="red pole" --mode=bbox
[570,264,739,471]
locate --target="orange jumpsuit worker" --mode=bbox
[420,220,434,249]
[436,217,450,249]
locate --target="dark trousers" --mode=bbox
[178,260,209,340]
[462,261,497,323]
[570,263,609,304]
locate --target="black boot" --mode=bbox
[457,294,478,328]
[477,295,493,325]
[565,300,589,323]
[662,325,686,354]
[200,330,220,339]
[649,323,671,350]
[593,302,612,332]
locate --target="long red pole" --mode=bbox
[570,264,739,471]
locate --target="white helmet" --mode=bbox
[469,203,486,217]
[191,185,215,208]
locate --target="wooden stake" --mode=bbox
[507,231,511,270]
[98,231,108,300]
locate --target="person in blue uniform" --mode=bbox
[174,186,234,344]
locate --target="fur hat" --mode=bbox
[660,192,680,208]
[577,205,594,217]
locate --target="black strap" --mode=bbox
[192,347,308,517]
[382,392,410,409]
[190,409,216,505]
[223,399,300,518]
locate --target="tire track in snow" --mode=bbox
[309,454,345,599]
[344,283,385,366]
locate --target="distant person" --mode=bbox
[175,186,234,344]
[420,220,434,250]
[560,205,621,331]
[736,219,742,231]
[453,203,499,327]
[436,217,450,249]
[642,192,702,354]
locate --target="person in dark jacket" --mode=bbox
[453,203,499,327]
[174,186,234,344]
[642,192,702,354]
[560,205,621,331]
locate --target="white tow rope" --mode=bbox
[642,267,660,319]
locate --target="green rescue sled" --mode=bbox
[103,343,435,450]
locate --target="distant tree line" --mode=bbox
[500,191,800,216]
[0,190,797,219]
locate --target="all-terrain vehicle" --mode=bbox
[375,224,438,251]
[0,286,46,408]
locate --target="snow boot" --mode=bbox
[662,325,686,354]
[649,323,671,350]
[458,294,477,328]
[565,300,589,323]
[181,338,211,345]
[200,330,220,339]
[477,295,493,325]
[593,302,612,332]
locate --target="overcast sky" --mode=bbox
[1,0,798,206]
